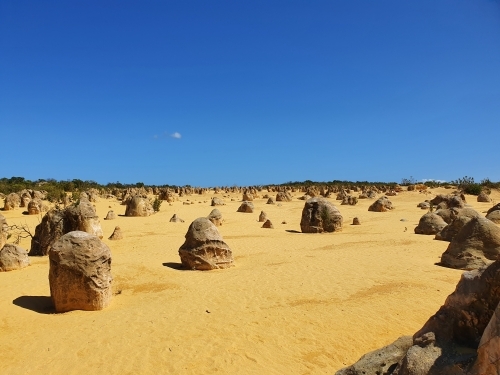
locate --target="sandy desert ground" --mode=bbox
[1,187,499,374]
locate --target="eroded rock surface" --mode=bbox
[125,196,153,217]
[207,209,223,226]
[414,213,447,235]
[0,244,30,272]
[49,231,112,312]
[178,218,234,270]
[440,217,500,270]
[368,196,395,212]
[300,197,343,233]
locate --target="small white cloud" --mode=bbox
[421,178,447,183]
[171,132,182,139]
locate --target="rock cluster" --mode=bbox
[29,198,103,256]
[337,259,500,374]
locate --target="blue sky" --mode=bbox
[1,1,499,187]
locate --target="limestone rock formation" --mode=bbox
[262,219,273,229]
[237,201,254,213]
[300,197,343,233]
[29,199,103,256]
[108,226,123,240]
[64,199,104,238]
[0,214,7,249]
[125,196,153,217]
[27,198,47,215]
[29,209,65,256]
[20,193,31,208]
[242,191,254,201]
[477,191,492,203]
[178,218,234,270]
[0,244,30,272]
[414,213,447,235]
[341,259,500,375]
[276,192,292,202]
[394,260,500,374]
[169,214,185,223]
[258,211,267,222]
[417,202,430,210]
[3,193,21,211]
[341,195,358,206]
[430,194,465,209]
[486,203,500,224]
[470,302,500,375]
[486,210,500,224]
[435,208,481,242]
[352,217,361,225]
[266,197,275,205]
[335,336,413,375]
[211,197,225,206]
[207,209,223,226]
[435,208,454,224]
[104,210,116,220]
[49,231,113,312]
[440,217,500,270]
[368,196,394,212]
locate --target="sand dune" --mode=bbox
[1,188,499,374]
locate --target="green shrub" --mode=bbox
[152,197,162,212]
[463,184,482,196]
[451,176,482,196]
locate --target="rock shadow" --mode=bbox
[162,262,186,270]
[13,296,55,314]
[285,230,301,234]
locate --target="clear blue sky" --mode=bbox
[1,1,499,187]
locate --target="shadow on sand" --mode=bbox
[13,296,55,314]
[285,229,301,234]
[162,262,186,270]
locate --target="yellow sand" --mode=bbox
[1,188,499,374]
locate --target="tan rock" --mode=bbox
[125,196,153,217]
[48,231,112,311]
[471,302,500,375]
[169,214,184,223]
[414,213,447,235]
[108,226,123,240]
[368,196,394,212]
[49,231,112,312]
[300,197,343,233]
[237,201,254,213]
[207,209,223,226]
[0,244,30,272]
[178,218,234,270]
[262,219,273,229]
[3,193,21,211]
[440,217,500,270]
